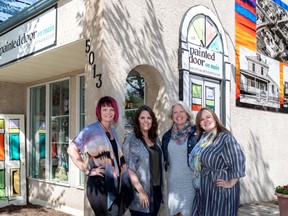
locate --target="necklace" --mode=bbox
[100,122,111,139]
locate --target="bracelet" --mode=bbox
[84,168,91,176]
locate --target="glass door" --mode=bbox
[190,75,221,118]
[0,114,26,207]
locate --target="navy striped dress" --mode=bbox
[197,132,245,216]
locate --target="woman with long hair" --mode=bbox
[189,107,245,216]
[122,105,163,216]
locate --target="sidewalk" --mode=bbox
[238,201,279,216]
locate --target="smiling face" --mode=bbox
[172,104,188,130]
[138,110,152,134]
[199,109,216,133]
[100,105,115,124]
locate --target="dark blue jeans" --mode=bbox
[130,186,162,216]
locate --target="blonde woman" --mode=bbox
[162,101,197,216]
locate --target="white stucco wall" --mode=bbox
[57,0,85,46]
[98,0,288,205]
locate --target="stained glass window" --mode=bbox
[188,15,223,53]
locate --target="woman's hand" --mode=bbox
[215,178,239,188]
[89,166,105,177]
[139,191,149,208]
[127,169,149,208]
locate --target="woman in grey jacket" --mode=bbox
[122,105,163,216]
[161,101,197,216]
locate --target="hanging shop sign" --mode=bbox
[0,7,57,66]
[189,44,223,79]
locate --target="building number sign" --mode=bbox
[85,39,102,88]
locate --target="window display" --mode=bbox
[50,81,69,182]
[29,85,46,179]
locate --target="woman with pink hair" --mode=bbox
[67,96,132,216]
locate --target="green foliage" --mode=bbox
[124,72,145,135]
[276,185,288,195]
[125,73,144,126]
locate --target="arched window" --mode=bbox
[124,69,145,138]
[187,14,223,53]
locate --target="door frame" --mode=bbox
[0,114,26,207]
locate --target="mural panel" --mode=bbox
[236,0,288,112]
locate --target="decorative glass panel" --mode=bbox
[10,169,20,196]
[9,120,20,133]
[9,119,19,128]
[0,169,4,188]
[0,169,5,198]
[206,86,215,111]
[39,134,45,159]
[188,21,202,45]
[192,84,202,98]
[192,84,202,112]
[9,134,20,160]
[192,104,202,111]
[0,134,4,161]
[192,15,205,46]
[0,119,4,133]
[188,15,223,53]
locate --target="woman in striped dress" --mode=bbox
[189,107,245,216]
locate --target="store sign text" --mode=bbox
[0,7,56,66]
[189,45,223,79]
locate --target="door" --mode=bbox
[0,114,26,207]
[190,75,221,118]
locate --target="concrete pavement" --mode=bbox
[238,201,279,216]
[124,201,280,216]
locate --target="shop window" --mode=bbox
[29,80,69,182]
[50,80,69,182]
[29,85,46,179]
[124,70,145,138]
[79,76,85,187]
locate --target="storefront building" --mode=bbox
[0,0,287,215]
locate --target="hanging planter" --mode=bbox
[275,185,288,216]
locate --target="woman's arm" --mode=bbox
[215,178,239,188]
[128,168,149,208]
[67,142,104,177]
[215,133,245,189]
